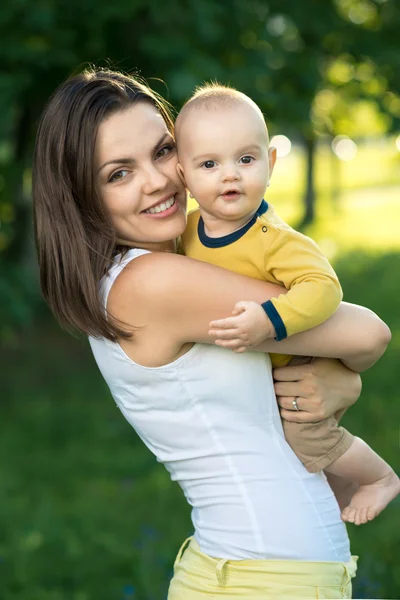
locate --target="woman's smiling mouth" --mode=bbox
[143,195,178,217]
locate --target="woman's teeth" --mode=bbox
[145,197,175,214]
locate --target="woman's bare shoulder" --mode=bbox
[112,251,201,299]
[107,252,179,315]
[107,252,203,327]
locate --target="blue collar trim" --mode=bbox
[198,200,268,248]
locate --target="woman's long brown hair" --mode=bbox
[32,68,175,340]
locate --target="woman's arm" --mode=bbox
[273,358,362,423]
[111,252,390,370]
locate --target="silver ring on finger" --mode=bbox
[292,398,300,411]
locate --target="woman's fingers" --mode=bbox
[274,381,305,398]
[277,395,322,423]
[273,364,313,381]
[276,395,302,411]
[274,358,361,423]
[279,408,319,423]
[276,395,325,422]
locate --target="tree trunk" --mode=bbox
[298,135,316,229]
[330,144,341,211]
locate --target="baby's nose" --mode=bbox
[221,166,240,181]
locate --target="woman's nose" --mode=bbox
[142,164,169,195]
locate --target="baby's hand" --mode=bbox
[209,301,275,353]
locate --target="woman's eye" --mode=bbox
[240,156,254,164]
[202,160,216,169]
[109,169,128,182]
[155,144,175,159]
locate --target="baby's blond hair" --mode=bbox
[175,83,269,143]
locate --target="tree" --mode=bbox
[1,0,399,335]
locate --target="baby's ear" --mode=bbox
[268,146,277,176]
[176,163,187,186]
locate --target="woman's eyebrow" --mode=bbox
[98,133,172,173]
[98,157,134,173]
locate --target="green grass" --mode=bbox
[1,251,399,599]
[0,326,190,600]
[331,253,400,599]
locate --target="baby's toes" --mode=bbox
[354,507,367,526]
[359,507,370,524]
[347,506,357,523]
[341,506,354,523]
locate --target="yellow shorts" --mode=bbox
[168,537,358,599]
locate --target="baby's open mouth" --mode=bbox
[222,190,240,198]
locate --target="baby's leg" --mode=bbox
[325,437,400,525]
[325,472,359,511]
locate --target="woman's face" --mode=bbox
[95,102,187,252]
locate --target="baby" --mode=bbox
[176,83,399,525]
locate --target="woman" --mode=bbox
[32,68,390,599]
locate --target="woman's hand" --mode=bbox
[273,358,362,423]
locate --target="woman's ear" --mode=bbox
[176,163,187,187]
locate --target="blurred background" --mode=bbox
[0,0,399,598]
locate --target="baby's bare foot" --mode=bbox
[341,470,400,525]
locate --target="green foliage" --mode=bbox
[1,0,400,333]
[0,251,399,599]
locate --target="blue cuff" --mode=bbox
[261,300,287,341]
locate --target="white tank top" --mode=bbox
[89,249,351,561]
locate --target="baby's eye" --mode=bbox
[109,169,129,183]
[239,156,254,164]
[202,160,216,169]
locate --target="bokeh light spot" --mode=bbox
[270,135,292,158]
[332,136,358,161]
[267,15,287,37]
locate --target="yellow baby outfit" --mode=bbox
[182,200,342,343]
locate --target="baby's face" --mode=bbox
[176,102,274,223]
